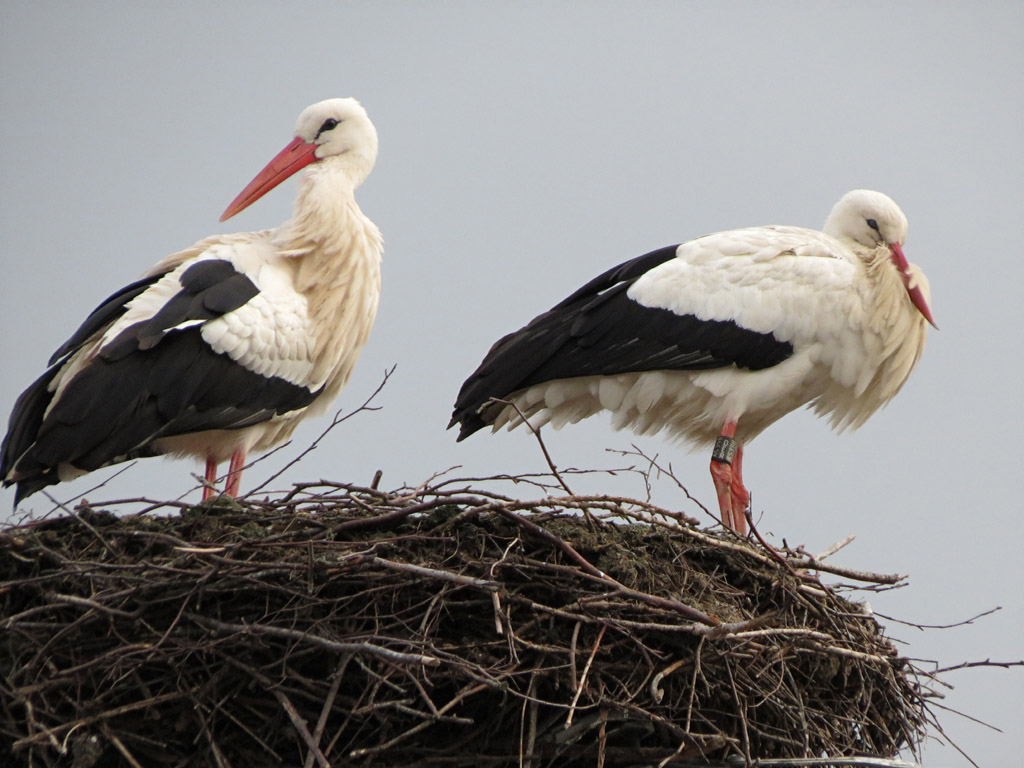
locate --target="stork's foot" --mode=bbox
[193,495,246,512]
[730,477,750,532]
[710,429,749,535]
[710,456,732,524]
[201,448,247,501]
[224,447,247,498]
[202,457,219,501]
[711,459,748,534]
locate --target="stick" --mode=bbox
[189,615,439,666]
[303,655,351,768]
[246,366,395,498]
[371,556,496,590]
[565,624,606,728]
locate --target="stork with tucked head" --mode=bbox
[2,98,383,504]
[450,190,935,534]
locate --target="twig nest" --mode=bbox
[0,482,932,767]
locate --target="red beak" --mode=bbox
[889,243,938,329]
[220,136,319,222]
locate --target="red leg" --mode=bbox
[710,421,737,531]
[709,457,734,530]
[203,457,218,501]
[730,443,749,535]
[224,447,246,498]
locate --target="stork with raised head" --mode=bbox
[450,190,935,534]
[2,98,383,504]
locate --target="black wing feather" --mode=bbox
[1,272,171,491]
[126,261,260,353]
[2,259,318,503]
[48,273,166,365]
[450,246,794,439]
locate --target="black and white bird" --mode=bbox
[2,98,383,504]
[450,190,935,534]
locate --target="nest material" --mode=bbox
[0,481,931,767]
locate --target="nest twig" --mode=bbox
[0,478,941,767]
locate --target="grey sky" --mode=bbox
[1,3,1021,764]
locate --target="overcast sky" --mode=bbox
[1,3,1021,765]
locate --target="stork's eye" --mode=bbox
[866,218,880,232]
[316,118,341,137]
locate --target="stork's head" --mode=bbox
[825,189,937,328]
[220,97,378,222]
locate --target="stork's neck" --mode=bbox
[272,160,383,394]
[274,157,382,339]
[858,246,914,327]
[855,244,928,403]
[275,160,381,263]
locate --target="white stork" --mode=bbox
[1,98,382,504]
[450,190,935,534]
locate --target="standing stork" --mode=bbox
[450,190,935,534]
[2,98,383,504]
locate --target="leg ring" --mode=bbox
[712,435,738,464]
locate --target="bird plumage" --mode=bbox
[450,190,933,532]
[2,98,382,504]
